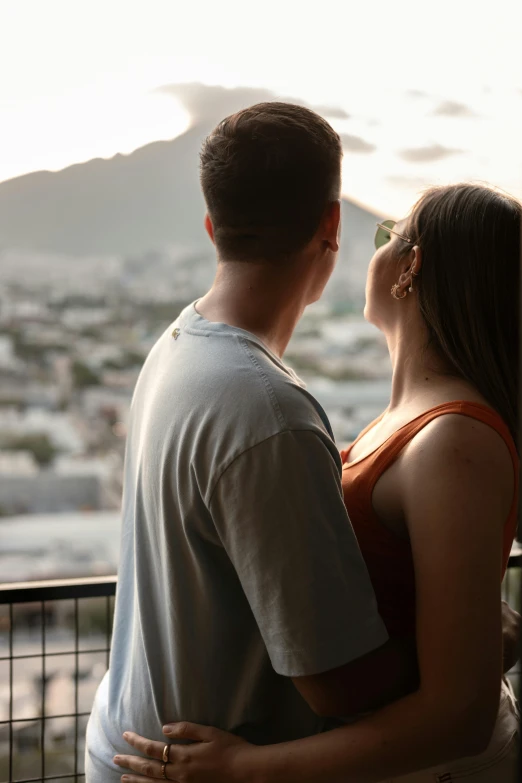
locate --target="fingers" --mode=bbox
[114,754,169,779]
[113,756,183,783]
[123,732,167,760]
[119,777,179,783]
[117,723,219,781]
[119,777,169,783]
[163,721,219,742]
[119,778,156,783]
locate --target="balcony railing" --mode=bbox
[0,548,521,783]
[0,577,116,783]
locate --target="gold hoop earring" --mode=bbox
[391,283,407,300]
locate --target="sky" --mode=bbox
[2,0,522,216]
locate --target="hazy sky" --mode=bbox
[2,0,522,215]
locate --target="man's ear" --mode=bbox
[204,214,215,244]
[323,200,341,253]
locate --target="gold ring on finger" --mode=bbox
[161,761,167,779]
[162,744,170,763]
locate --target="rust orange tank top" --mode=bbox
[340,401,519,636]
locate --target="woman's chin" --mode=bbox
[363,303,385,332]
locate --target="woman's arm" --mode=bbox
[115,414,513,783]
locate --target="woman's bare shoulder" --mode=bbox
[399,412,514,517]
[407,411,512,461]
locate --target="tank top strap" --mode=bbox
[367,401,518,484]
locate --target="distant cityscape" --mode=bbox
[0,245,392,776]
[1,58,519,780]
[0,242,392,583]
[0,82,397,589]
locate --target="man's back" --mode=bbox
[86,303,387,779]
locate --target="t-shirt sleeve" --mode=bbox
[208,429,389,677]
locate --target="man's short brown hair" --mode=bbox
[200,102,342,262]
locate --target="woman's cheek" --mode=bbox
[364,260,380,321]
[366,253,395,326]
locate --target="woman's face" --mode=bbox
[363,218,410,330]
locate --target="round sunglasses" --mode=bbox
[374,220,412,250]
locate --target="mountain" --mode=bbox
[0,125,210,257]
[0,83,382,297]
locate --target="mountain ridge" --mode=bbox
[0,84,383,296]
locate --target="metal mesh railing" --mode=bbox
[0,577,116,783]
[0,551,520,783]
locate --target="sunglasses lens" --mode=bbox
[374,220,396,250]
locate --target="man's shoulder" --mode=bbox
[134,318,336,462]
[220,334,334,438]
[148,305,328,432]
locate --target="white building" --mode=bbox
[0,471,101,515]
[0,407,83,453]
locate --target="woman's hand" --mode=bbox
[113,722,261,783]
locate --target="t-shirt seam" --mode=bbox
[183,324,281,366]
[207,428,331,507]
[237,335,288,429]
[182,326,298,430]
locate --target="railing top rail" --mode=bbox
[0,574,117,604]
[0,542,521,605]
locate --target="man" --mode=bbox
[84,103,517,781]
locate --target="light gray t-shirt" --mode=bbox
[85,302,388,780]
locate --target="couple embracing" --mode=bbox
[86,102,521,783]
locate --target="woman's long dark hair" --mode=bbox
[403,183,521,450]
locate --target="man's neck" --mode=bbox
[196,260,308,358]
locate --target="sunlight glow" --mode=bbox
[1,0,521,213]
[0,88,190,183]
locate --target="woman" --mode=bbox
[114,183,520,782]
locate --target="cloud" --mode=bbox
[154,82,349,126]
[154,83,276,124]
[433,100,477,117]
[386,175,430,189]
[314,105,350,119]
[398,144,463,163]
[405,89,429,99]
[340,134,376,154]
